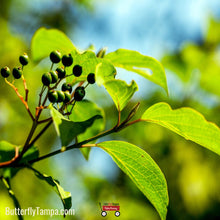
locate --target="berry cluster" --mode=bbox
[1,50,96,116]
[40,50,96,107]
[1,53,29,79]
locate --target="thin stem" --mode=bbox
[28,127,116,164]
[116,110,121,127]
[22,75,29,102]
[5,79,34,121]
[50,63,54,70]
[38,85,46,106]
[19,120,38,159]
[38,117,52,124]
[29,120,53,147]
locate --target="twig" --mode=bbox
[29,120,53,146]
[0,147,19,168]
[5,79,34,121]
[22,75,29,102]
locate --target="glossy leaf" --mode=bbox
[69,100,105,160]
[96,141,168,220]
[0,141,39,179]
[30,167,72,211]
[31,27,77,62]
[104,79,138,111]
[141,102,220,155]
[49,105,102,147]
[0,140,16,163]
[105,49,168,94]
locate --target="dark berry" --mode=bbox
[50,50,62,63]
[62,54,73,67]
[12,67,22,79]
[48,90,58,103]
[57,91,65,103]
[1,66,10,78]
[42,72,52,86]
[72,65,82,77]
[61,83,72,93]
[19,53,29,66]
[87,73,95,84]
[74,86,85,101]
[56,67,66,79]
[63,91,71,103]
[50,71,58,83]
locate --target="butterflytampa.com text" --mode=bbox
[5,207,75,217]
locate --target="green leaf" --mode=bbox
[49,105,103,147]
[96,141,168,220]
[0,141,39,179]
[30,167,72,211]
[69,100,105,160]
[66,50,116,86]
[104,79,138,111]
[1,177,23,220]
[31,27,77,62]
[141,102,220,155]
[95,61,116,86]
[105,49,168,94]
[0,140,16,163]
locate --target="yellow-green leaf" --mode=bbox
[31,27,77,62]
[142,102,220,155]
[104,79,138,111]
[97,141,168,220]
[105,49,168,94]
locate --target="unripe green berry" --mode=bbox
[19,53,29,66]
[48,90,58,103]
[62,54,73,67]
[12,67,22,79]
[61,82,72,93]
[50,70,58,83]
[87,73,95,84]
[72,65,82,77]
[74,86,85,101]
[57,90,65,103]
[50,50,62,63]
[56,67,66,79]
[42,72,52,86]
[1,66,10,78]
[63,91,71,103]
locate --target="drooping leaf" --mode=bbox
[31,27,77,62]
[1,177,23,220]
[69,100,105,160]
[96,141,168,220]
[49,105,103,147]
[0,141,39,179]
[105,49,168,94]
[29,167,72,211]
[104,79,138,111]
[141,102,220,155]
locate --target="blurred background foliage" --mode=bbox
[1,0,220,219]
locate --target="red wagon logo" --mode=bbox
[99,202,120,217]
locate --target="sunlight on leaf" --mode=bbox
[104,79,138,111]
[31,27,77,62]
[97,141,168,220]
[106,49,168,94]
[142,102,220,156]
